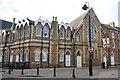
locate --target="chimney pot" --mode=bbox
[53,16,54,21]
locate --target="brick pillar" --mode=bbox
[50,43,58,67]
[49,16,58,67]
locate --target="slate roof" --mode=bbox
[101,23,119,32]
[70,11,88,29]
[0,19,12,30]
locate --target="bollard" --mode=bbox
[53,66,56,77]
[37,64,39,75]
[21,64,24,75]
[72,67,75,78]
[8,64,11,74]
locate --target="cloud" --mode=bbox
[0,0,119,26]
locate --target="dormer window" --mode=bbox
[66,27,71,40]
[43,24,48,37]
[60,26,64,39]
[36,23,41,36]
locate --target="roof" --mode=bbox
[101,23,120,32]
[0,19,12,30]
[70,11,88,29]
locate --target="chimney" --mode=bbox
[53,16,55,21]
[55,17,57,21]
[108,21,115,27]
[11,18,15,31]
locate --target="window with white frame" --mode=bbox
[36,23,41,36]
[43,24,48,37]
[60,27,64,39]
[112,32,115,39]
[66,27,71,39]
[34,49,40,61]
[16,50,19,62]
[25,50,29,61]
[87,25,97,42]
[42,50,47,61]
[59,50,64,62]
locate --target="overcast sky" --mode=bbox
[0,0,119,26]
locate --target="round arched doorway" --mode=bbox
[77,51,82,67]
[65,51,71,67]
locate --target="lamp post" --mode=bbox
[82,2,93,76]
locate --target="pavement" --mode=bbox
[0,67,119,80]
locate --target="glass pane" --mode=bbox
[42,50,47,61]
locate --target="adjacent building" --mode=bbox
[0,8,120,68]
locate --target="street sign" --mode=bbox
[88,46,94,52]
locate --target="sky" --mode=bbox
[0,0,119,26]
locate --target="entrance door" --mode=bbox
[77,56,82,67]
[65,55,70,66]
[77,51,82,67]
[111,54,115,65]
[103,54,107,68]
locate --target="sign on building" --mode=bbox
[102,38,110,48]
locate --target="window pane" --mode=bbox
[36,24,40,36]
[59,51,64,62]
[35,49,40,61]
[43,26,48,37]
[42,50,47,61]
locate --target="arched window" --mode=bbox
[34,49,40,61]
[60,26,64,39]
[66,27,71,39]
[20,50,23,62]
[36,23,41,36]
[43,24,48,37]
[77,51,81,56]
[87,25,97,42]
[25,50,29,61]
[16,50,19,62]
[59,50,64,62]
[66,51,70,55]
[42,50,47,61]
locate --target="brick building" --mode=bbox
[0,8,120,68]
